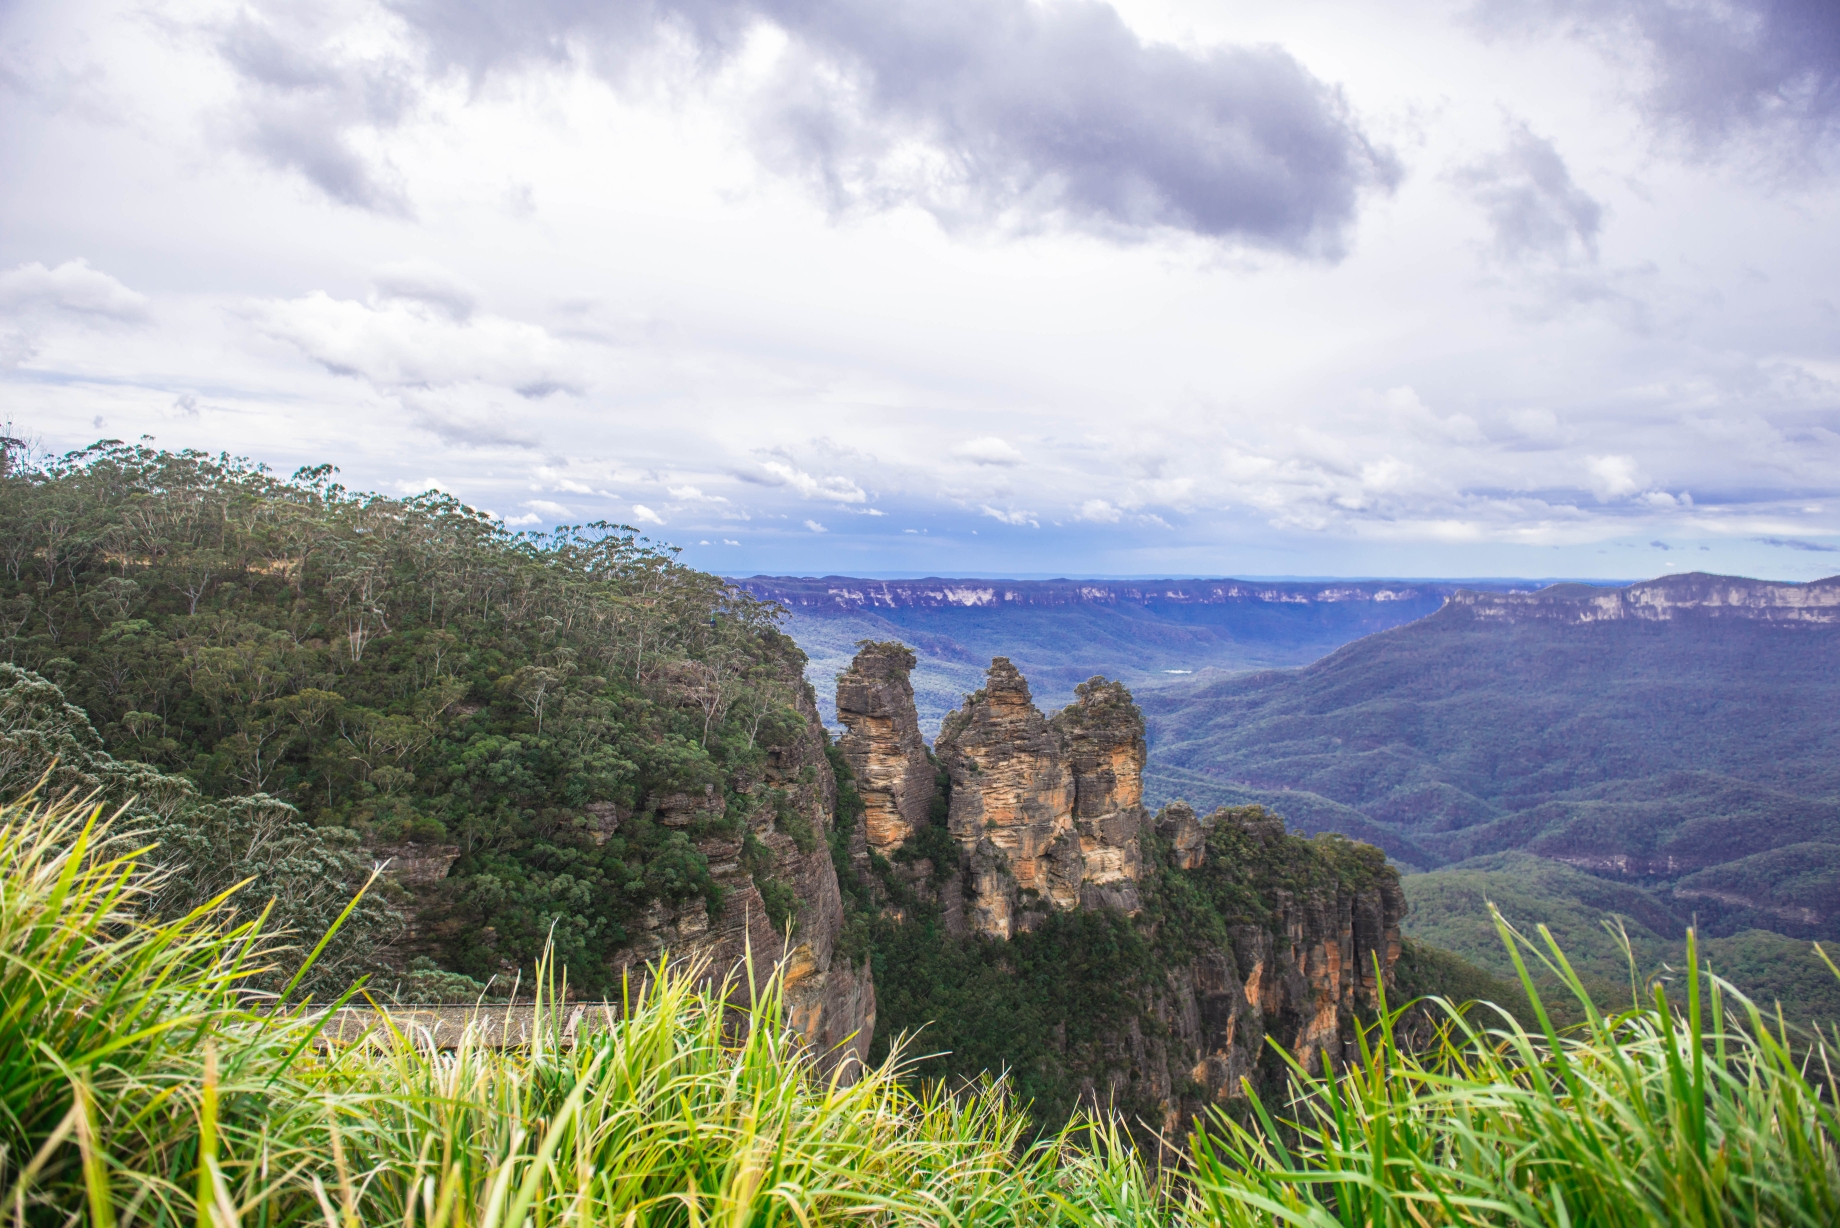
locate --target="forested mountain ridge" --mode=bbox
[1139,572,1840,1017]
[0,441,869,1045]
[1142,572,1840,871]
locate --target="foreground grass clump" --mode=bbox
[3,791,1839,1226]
[0,794,1158,1226]
[1188,925,1840,1227]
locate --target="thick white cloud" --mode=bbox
[0,259,149,322]
[953,436,1025,466]
[246,291,582,394]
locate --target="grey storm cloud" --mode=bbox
[1481,0,1840,154]
[215,9,418,213]
[1454,121,1603,263]
[369,0,1399,254]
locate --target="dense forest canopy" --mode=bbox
[0,439,818,993]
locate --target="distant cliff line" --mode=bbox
[737,575,1533,611]
[739,570,1840,621]
[1446,572,1840,624]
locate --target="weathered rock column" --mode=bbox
[835,642,935,856]
[934,658,1079,937]
[1052,676,1150,913]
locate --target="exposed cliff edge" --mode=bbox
[605,668,876,1076]
[1445,572,1840,624]
[842,645,1404,1137]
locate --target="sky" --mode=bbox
[2,0,1839,581]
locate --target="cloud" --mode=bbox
[0,259,150,322]
[803,519,827,532]
[979,504,1039,527]
[372,261,479,320]
[631,503,665,525]
[526,499,571,518]
[386,0,1397,253]
[213,7,416,212]
[1756,535,1839,552]
[722,538,741,545]
[396,476,449,494]
[248,291,581,393]
[1078,498,1122,523]
[1510,407,1564,443]
[669,484,729,502]
[407,404,541,449]
[952,435,1025,466]
[753,459,868,502]
[1584,454,1641,500]
[1454,121,1602,263]
[1479,1,1840,158]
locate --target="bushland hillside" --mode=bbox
[0,441,824,996]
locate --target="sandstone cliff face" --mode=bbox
[611,672,875,1076]
[933,660,1149,937]
[1132,804,1405,1136]
[935,658,1080,935]
[835,642,935,857]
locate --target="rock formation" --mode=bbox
[932,659,1149,937]
[853,650,1406,1137]
[835,642,935,856]
[1054,677,1149,912]
[934,658,1082,935]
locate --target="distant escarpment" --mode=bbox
[835,645,1403,1137]
[1444,572,1840,624]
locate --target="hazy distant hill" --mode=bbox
[738,575,1537,733]
[1140,573,1840,939]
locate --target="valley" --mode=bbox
[767,569,1840,1028]
[736,573,1540,732]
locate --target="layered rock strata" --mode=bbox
[1446,572,1840,624]
[835,642,936,856]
